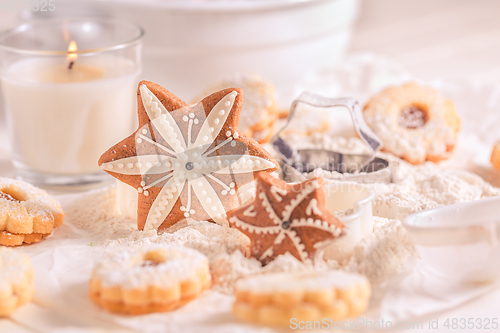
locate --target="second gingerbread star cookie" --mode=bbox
[228,173,344,265]
[99,81,278,231]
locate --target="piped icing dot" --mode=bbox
[118,163,124,168]
[182,115,188,122]
[144,190,149,196]
[189,113,195,118]
[233,132,239,139]
[231,141,236,147]
[198,182,203,187]
[219,110,225,116]
[142,129,148,134]
[206,198,211,203]
[225,101,231,107]
[138,188,143,193]
[229,182,235,188]
[203,136,209,141]
[165,162,171,167]
[189,209,195,214]
[212,206,217,212]
[107,164,113,169]
[209,128,214,132]
[137,138,143,143]
[184,212,189,217]
[140,181,146,186]
[226,131,231,137]
[214,119,220,125]
[201,190,207,195]
[221,190,228,195]
[230,189,236,195]
[194,119,199,124]
[127,163,134,168]
[146,162,152,168]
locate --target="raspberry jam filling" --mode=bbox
[398,105,428,129]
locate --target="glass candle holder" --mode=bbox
[0,18,143,188]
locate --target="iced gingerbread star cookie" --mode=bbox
[0,178,64,246]
[227,173,344,265]
[89,244,211,315]
[232,271,371,326]
[99,81,278,231]
[0,247,34,316]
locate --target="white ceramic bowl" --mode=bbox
[403,196,500,282]
[323,181,375,261]
[28,0,360,100]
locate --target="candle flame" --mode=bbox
[67,41,77,69]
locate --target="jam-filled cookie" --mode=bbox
[232,271,371,326]
[363,82,461,164]
[0,178,64,246]
[0,247,34,316]
[492,141,500,171]
[194,74,279,143]
[89,244,211,315]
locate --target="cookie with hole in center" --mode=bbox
[0,247,34,316]
[98,81,278,232]
[363,82,461,164]
[0,177,64,246]
[227,173,344,265]
[89,244,211,315]
[491,141,500,171]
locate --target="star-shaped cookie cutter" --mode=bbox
[271,92,392,183]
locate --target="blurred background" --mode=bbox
[1,0,500,177]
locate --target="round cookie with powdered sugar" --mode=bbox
[0,177,64,246]
[0,247,34,316]
[232,270,371,326]
[89,244,211,315]
[492,140,500,171]
[363,82,461,164]
[98,81,278,232]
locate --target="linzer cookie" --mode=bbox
[232,271,371,326]
[0,177,64,246]
[194,74,280,143]
[0,247,34,316]
[89,244,211,315]
[99,81,278,231]
[491,141,500,171]
[227,173,343,265]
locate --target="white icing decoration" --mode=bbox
[305,198,322,216]
[243,205,257,217]
[270,185,288,202]
[103,87,274,230]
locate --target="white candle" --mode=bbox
[1,55,138,175]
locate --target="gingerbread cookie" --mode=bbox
[0,178,64,246]
[0,247,34,316]
[89,244,211,315]
[227,173,344,265]
[194,74,279,143]
[491,141,500,171]
[99,81,278,231]
[363,82,461,164]
[232,271,371,326]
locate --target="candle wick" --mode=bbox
[68,61,74,70]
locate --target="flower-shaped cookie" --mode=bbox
[99,81,278,231]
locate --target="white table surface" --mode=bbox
[1,1,500,332]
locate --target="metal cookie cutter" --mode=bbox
[271,92,392,183]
